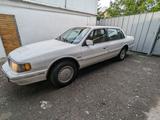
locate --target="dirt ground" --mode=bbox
[0,52,160,120]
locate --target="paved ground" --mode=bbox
[0,52,160,120]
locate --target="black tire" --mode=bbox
[48,61,78,88]
[117,47,127,60]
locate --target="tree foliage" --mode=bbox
[99,0,160,18]
[97,0,106,20]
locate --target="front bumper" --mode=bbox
[1,62,47,85]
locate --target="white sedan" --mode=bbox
[2,26,134,88]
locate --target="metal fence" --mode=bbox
[98,12,160,55]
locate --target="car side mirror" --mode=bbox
[86,40,94,46]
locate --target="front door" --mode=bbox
[81,29,109,67]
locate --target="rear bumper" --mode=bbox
[1,62,47,85]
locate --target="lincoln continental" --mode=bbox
[2,26,134,88]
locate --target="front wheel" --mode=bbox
[117,47,127,60]
[48,61,78,88]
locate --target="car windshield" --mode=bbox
[56,27,90,44]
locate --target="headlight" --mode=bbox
[10,61,31,73]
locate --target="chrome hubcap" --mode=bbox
[58,66,74,83]
[120,49,126,59]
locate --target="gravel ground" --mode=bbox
[0,52,160,120]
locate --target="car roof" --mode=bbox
[78,26,122,29]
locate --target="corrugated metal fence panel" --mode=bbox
[112,18,115,26]
[105,19,108,25]
[99,11,160,55]
[130,14,140,36]
[117,17,123,28]
[99,19,105,25]
[137,13,153,52]
[152,27,160,55]
[110,18,114,26]
[105,19,109,25]
[114,17,119,26]
[133,13,146,51]
[108,18,112,25]
[122,16,129,33]
[143,12,160,54]
[127,15,134,35]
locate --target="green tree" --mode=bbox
[102,0,160,17]
[149,0,160,12]
[97,7,105,20]
[97,0,106,20]
[107,0,122,17]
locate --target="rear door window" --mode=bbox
[107,28,125,41]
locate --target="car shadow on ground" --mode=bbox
[78,53,135,78]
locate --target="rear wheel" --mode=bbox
[48,61,78,88]
[117,47,127,60]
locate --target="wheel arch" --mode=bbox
[46,57,80,79]
[122,44,128,51]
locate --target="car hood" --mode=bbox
[9,39,75,62]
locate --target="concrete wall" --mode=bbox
[0,36,6,58]
[66,0,97,14]
[0,1,96,46]
[23,0,66,8]
[98,12,160,55]
[23,0,98,15]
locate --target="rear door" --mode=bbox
[104,28,126,58]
